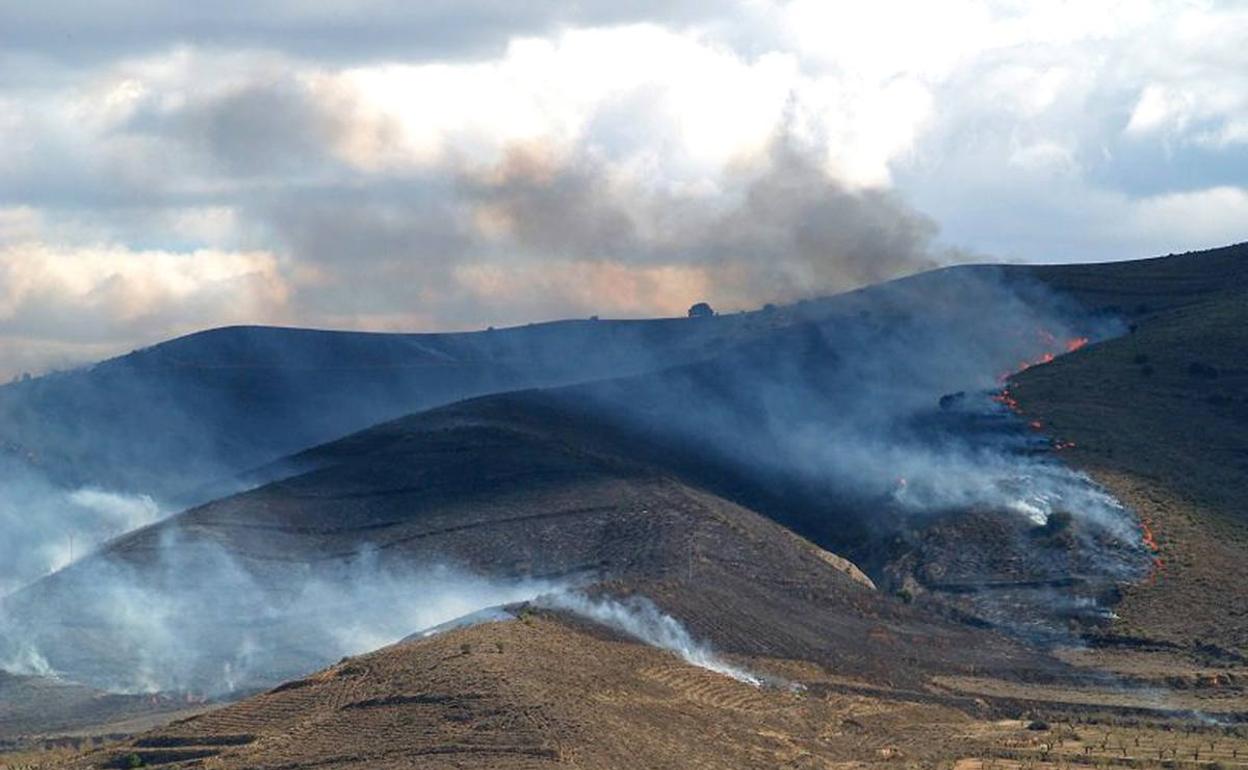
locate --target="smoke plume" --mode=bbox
[0,458,164,597]
[0,535,558,694]
[537,592,762,686]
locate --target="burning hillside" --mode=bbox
[5,249,1247,763]
[0,267,1150,695]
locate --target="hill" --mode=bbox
[6,243,1248,766]
[9,388,1052,695]
[6,253,1159,693]
[67,608,1248,770]
[5,241,1245,506]
[1013,259,1248,656]
[0,316,784,503]
[60,612,1015,770]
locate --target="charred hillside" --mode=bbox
[6,255,1162,694]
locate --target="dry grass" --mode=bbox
[1014,291,1248,656]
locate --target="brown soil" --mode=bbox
[58,613,1248,770]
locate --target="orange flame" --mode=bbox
[1140,519,1161,553]
[1139,517,1165,582]
[996,332,1090,383]
[992,388,1022,413]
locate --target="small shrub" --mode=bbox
[687,301,714,318]
[1043,511,1074,535]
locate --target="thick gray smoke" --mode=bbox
[149,73,962,329]
[536,592,762,686]
[461,136,950,305]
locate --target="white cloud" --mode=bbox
[0,234,291,373]
[0,1,1246,370]
[1130,185,1248,245]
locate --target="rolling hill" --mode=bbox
[1014,262,1248,656]
[0,316,784,503]
[5,243,1248,768]
[10,386,1054,695]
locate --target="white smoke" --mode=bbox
[0,637,55,678]
[67,488,162,533]
[0,537,560,695]
[410,606,517,640]
[537,592,763,687]
[878,422,1138,542]
[0,460,167,597]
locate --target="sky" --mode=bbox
[1,0,1246,377]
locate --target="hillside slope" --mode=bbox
[0,317,780,502]
[68,606,1248,770]
[22,247,1248,696]
[63,614,997,770]
[10,392,1053,697]
[3,241,1245,505]
[9,245,1248,765]
[1014,285,1248,655]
